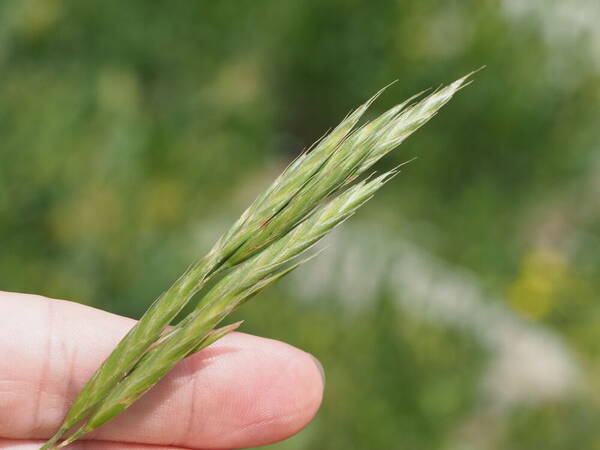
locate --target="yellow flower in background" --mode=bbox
[508,248,567,319]
[17,0,63,38]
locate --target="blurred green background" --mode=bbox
[1,1,600,448]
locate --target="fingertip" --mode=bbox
[166,333,326,448]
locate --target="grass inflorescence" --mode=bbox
[42,73,472,449]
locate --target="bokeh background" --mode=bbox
[2,1,600,448]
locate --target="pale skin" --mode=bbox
[0,291,325,449]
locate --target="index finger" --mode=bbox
[0,292,324,449]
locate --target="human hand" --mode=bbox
[0,291,324,449]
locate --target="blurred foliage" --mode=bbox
[1,0,600,448]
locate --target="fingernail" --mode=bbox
[311,354,326,385]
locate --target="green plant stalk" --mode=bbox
[42,73,471,449]
[53,174,395,447]
[39,88,381,450]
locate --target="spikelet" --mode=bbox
[42,74,471,449]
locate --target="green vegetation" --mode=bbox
[1,1,599,449]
